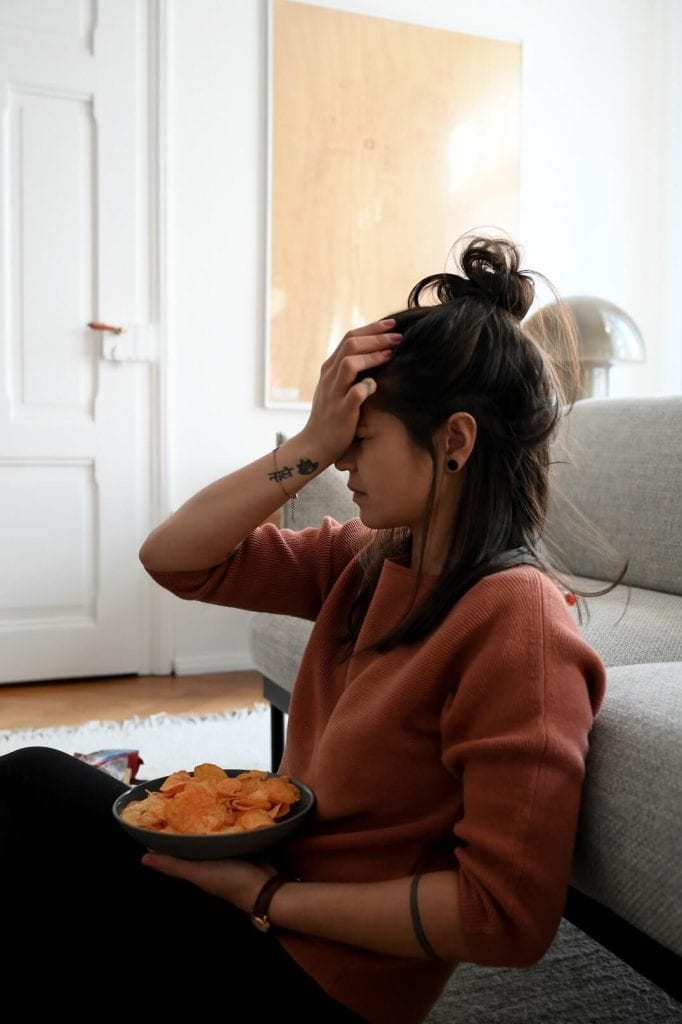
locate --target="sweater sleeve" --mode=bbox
[142,516,370,621]
[440,569,606,967]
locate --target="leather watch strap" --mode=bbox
[250,873,289,933]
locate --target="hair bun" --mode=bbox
[459,237,534,320]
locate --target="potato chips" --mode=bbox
[120,766,301,836]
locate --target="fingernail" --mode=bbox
[380,318,395,326]
[142,853,158,868]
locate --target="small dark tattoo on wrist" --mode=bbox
[296,458,318,476]
[268,457,317,487]
[268,465,294,484]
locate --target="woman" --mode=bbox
[0,237,605,1023]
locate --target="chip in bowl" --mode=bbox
[112,765,314,860]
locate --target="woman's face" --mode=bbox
[334,405,435,531]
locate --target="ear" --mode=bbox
[442,412,477,469]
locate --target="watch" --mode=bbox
[250,873,290,933]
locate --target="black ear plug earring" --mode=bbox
[447,459,459,473]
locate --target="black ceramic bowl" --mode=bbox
[112,768,315,860]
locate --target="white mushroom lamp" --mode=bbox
[525,296,646,399]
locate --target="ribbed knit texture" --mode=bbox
[147,518,606,1024]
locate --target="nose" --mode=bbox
[334,443,356,473]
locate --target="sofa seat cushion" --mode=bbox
[570,661,682,955]
[248,612,313,696]
[571,578,682,666]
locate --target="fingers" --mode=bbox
[325,322,401,420]
[323,321,400,370]
[142,852,230,896]
[141,852,270,910]
[344,317,396,339]
[342,330,402,358]
[349,377,377,408]
[142,852,194,878]
[332,321,401,383]
[336,345,398,386]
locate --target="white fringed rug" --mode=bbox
[0,703,272,779]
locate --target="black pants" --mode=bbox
[0,747,367,1021]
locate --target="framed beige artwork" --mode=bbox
[265,0,521,408]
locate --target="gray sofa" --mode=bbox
[248,397,682,1002]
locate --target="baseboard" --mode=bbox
[172,652,256,675]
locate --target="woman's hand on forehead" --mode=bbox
[300,319,401,466]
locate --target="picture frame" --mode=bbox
[265,0,521,409]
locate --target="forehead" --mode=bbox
[358,403,400,432]
[357,401,380,428]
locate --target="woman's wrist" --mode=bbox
[250,873,292,933]
[275,433,331,488]
[287,428,325,460]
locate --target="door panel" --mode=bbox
[7,88,96,419]
[0,462,96,623]
[0,0,95,50]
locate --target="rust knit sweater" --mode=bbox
[147,517,606,1024]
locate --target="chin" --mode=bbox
[357,508,380,529]
[358,509,401,531]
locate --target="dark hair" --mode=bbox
[340,234,588,655]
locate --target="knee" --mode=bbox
[0,745,73,776]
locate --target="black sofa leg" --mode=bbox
[270,705,285,772]
[564,887,682,1002]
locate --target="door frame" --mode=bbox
[140,0,173,675]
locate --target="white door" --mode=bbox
[0,0,157,683]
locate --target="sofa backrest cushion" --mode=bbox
[279,396,682,596]
[544,396,682,595]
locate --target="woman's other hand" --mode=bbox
[142,852,275,911]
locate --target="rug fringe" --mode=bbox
[0,702,269,743]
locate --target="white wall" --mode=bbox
[164,0,681,672]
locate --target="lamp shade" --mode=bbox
[563,296,646,364]
[525,296,646,399]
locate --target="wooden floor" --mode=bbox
[0,671,264,730]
